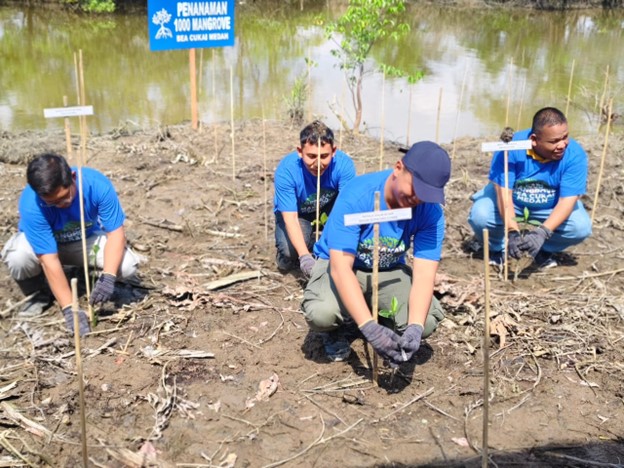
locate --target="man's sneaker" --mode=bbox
[18,291,53,317]
[535,251,558,270]
[320,330,351,362]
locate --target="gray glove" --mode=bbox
[62,306,91,337]
[90,273,116,305]
[519,225,552,258]
[298,254,316,278]
[399,324,424,361]
[359,320,403,365]
[507,230,523,259]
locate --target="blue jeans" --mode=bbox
[274,212,315,271]
[468,183,592,253]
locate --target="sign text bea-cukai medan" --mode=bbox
[177,1,229,16]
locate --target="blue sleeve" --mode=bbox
[18,189,58,255]
[273,153,300,213]
[88,169,125,232]
[411,204,445,261]
[559,140,588,197]
[334,151,356,189]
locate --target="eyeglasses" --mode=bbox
[42,184,74,207]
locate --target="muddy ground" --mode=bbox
[0,120,623,467]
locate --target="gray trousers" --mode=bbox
[1,231,141,282]
[302,258,444,337]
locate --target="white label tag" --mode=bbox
[43,106,94,118]
[481,139,532,152]
[344,207,412,226]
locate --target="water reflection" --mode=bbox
[0,3,622,142]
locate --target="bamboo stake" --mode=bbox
[564,59,575,117]
[406,81,413,147]
[451,64,468,160]
[435,87,443,144]
[379,69,385,171]
[75,51,94,322]
[516,77,526,131]
[211,49,216,97]
[71,278,88,467]
[262,106,268,243]
[62,96,74,164]
[482,229,491,468]
[229,66,235,181]
[307,48,312,123]
[591,98,613,226]
[371,191,380,385]
[597,65,609,131]
[503,58,513,281]
[189,48,198,130]
[198,48,204,98]
[315,137,321,242]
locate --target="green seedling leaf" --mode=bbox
[523,206,530,223]
[311,212,329,227]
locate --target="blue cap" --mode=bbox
[401,141,451,204]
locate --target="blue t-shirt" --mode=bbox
[273,150,356,221]
[489,128,588,210]
[314,170,445,269]
[18,167,126,255]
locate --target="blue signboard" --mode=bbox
[148,0,235,51]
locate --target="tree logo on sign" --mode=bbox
[152,8,173,39]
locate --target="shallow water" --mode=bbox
[0,2,622,142]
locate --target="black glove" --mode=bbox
[298,254,316,278]
[359,320,403,365]
[62,306,91,337]
[519,225,552,258]
[399,324,424,362]
[90,273,116,305]
[507,230,523,259]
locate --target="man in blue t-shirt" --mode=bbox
[1,153,141,336]
[302,141,451,365]
[468,107,592,268]
[273,121,355,278]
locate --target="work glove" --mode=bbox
[507,230,523,259]
[359,320,403,365]
[398,324,424,362]
[62,306,91,337]
[518,225,552,258]
[90,273,116,305]
[298,254,316,278]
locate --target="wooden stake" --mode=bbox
[406,82,413,147]
[315,137,321,242]
[591,98,613,226]
[379,70,385,171]
[198,48,204,98]
[503,149,510,281]
[516,77,526,131]
[229,66,235,181]
[211,49,216,97]
[565,58,575,117]
[371,191,381,385]
[436,87,443,144]
[451,64,468,160]
[71,278,88,467]
[482,229,491,468]
[598,65,610,131]
[502,58,513,280]
[190,48,198,130]
[75,51,94,322]
[262,106,268,243]
[307,48,312,123]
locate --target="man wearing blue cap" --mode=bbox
[301,141,451,365]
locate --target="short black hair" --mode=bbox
[299,120,335,147]
[531,107,567,135]
[26,153,73,196]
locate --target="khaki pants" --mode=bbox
[1,231,141,281]
[302,258,444,336]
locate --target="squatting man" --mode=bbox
[1,153,141,336]
[301,141,451,365]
